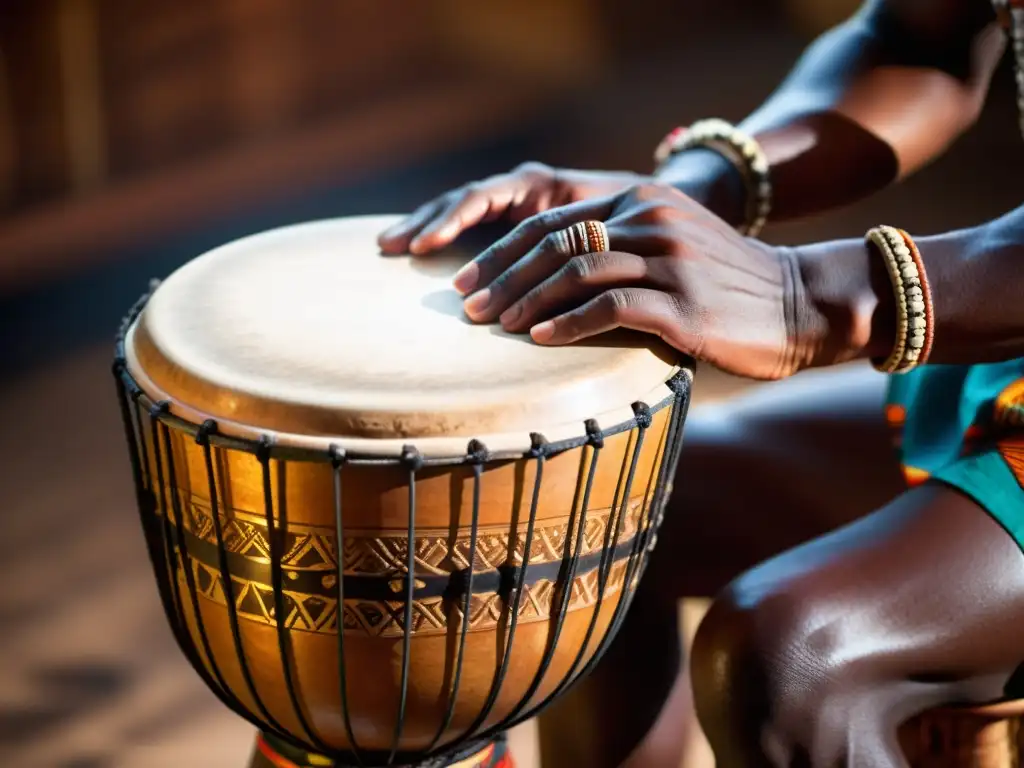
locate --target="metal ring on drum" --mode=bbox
[110,215,695,767]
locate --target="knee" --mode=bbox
[690,584,882,766]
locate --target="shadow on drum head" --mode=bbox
[400,220,515,274]
[418,284,688,358]
[420,288,475,326]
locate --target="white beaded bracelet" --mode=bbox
[866,225,933,374]
[654,118,771,237]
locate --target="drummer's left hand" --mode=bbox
[452,182,850,381]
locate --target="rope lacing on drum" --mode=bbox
[631,401,653,429]
[195,419,217,445]
[325,441,364,766]
[328,444,347,467]
[527,432,549,458]
[466,439,489,465]
[400,444,424,472]
[149,400,170,420]
[666,368,691,394]
[255,434,274,463]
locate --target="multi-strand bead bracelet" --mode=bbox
[866,225,934,374]
[654,118,771,237]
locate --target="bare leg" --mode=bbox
[537,365,905,767]
[691,482,1024,767]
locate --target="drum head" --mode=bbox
[127,215,681,448]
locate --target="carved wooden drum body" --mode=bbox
[111,216,692,766]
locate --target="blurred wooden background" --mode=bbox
[0,0,871,295]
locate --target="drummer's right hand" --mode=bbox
[378,163,646,256]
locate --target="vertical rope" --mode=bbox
[539,404,648,706]
[497,421,603,728]
[196,420,283,733]
[143,403,268,734]
[257,437,328,752]
[160,422,233,698]
[388,446,424,764]
[463,433,548,741]
[330,445,364,766]
[427,440,488,752]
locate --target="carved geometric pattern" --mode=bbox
[175,552,634,637]
[176,494,646,576]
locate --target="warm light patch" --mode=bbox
[885,403,907,428]
[902,465,931,488]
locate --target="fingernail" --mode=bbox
[452,262,480,294]
[463,289,491,318]
[530,320,555,343]
[440,220,459,239]
[499,303,522,327]
[409,236,425,254]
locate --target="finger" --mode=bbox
[377,199,447,253]
[453,195,618,295]
[529,288,697,352]
[462,228,576,322]
[499,251,651,331]
[409,181,518,256]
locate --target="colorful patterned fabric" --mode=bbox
[886,361,1024,546]
[253,733,513,768]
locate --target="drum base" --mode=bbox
[249,732,513,768]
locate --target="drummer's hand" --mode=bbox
[377,163,645,256]
[450,182,855,381]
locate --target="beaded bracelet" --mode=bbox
[654,118,771,237]
[866,225,934,374]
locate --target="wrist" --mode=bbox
[791,238,894,368]
[655,147,746,228]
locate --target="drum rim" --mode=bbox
[116,290,693,461]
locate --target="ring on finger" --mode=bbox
[562,220,610,256]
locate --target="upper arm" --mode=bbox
[837,0,1005,174]
[868,0,999,81]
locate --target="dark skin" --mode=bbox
[381,0,1023,765]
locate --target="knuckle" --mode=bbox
[520,285,544,309]
[603,287,639,318]
[531,209,561,232]
[648,204,678,226]
[629,181,667,202]
[568,252,613,282]
[632,203,667,226]
[506,215,540,243]
[539,231,561,252]
[626,196,675,227]
[650,232,684,254]
[458,181,487,202]
[514,160,551,177]
[566,254,593,281]
[489,268,511,294]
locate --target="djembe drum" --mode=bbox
[111,215,693,767]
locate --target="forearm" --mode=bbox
[659,0,1003,226]
[798,205,1024,368]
